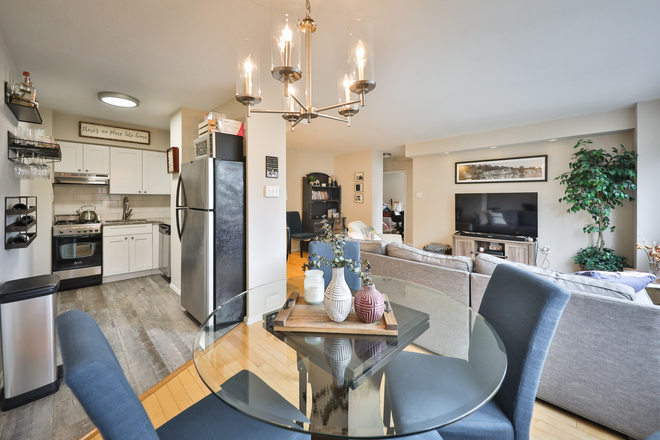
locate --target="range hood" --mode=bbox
[54,172,109,185]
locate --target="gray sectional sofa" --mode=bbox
[357,240,660,440]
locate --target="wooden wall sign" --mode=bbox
[167,147,179,173]
[79,121,150,145]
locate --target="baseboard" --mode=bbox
[170,283,181,296]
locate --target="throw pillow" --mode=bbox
[575,270,657,292]
[347,231,365,240]
[361,226,375,240]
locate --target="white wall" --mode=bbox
[635,99,660,270]
[412,132,635,273]
[52,111,170,152]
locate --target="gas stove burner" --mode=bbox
[55,220,78,226]
[79,219,101,224]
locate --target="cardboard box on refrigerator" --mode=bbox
[199,118,245,137]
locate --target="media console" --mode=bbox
[452,233,537,266]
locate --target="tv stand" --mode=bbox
[453,234,537,266]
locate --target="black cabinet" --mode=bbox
[302,172,341,234]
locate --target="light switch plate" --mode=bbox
[416,192,423,198]
[265,186,280,198]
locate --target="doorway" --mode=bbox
[383,171,406,240]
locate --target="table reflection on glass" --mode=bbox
[193,276,507,439]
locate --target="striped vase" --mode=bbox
[354,284,385,323]
[324,267,352,323]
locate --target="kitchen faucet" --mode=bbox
[122,196,133,220]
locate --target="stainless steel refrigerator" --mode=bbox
[176,157,245,323]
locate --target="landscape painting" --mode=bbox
[455,155,548,184]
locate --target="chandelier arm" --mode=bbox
[289,92,306,110]
[251,109,299,115]
[317,113,349,123]
[291,117,304,128]
[316,99,362,113]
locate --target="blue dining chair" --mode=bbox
[55,310,310,440]
[647,432,660,440]
[309,240,361,291]
[386,264,570,440]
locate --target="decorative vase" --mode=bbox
[354,284,385,323]
[324,337,352,386]
[324,267,352,322]
[304,269,325,304]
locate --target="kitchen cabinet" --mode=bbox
[103,235,130,276]
[103,224,153,277]
[54,141,83,173]
[142,151,170,195]
[110,147,143,194]
[109,148,170,195]
[54,142,110,174]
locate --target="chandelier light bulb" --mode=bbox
[356,40,365,81]
[343,74,351,103]
[244,55,253,95]
[280,22,293,66]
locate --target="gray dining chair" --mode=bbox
[647,433,660,440]
[55,310,310,440]
[309,240,361,291]
[287,211,317,257]
[386,264,570,440]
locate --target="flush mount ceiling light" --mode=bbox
[98,92,139,108]
[548,138,558,142]
[235,0,376,131]
[383,153,392,158]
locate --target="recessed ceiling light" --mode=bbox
[490,146,497,149]
[98,92,139,108]
[548,139,558,142]
[443,152,449,155]
[383,153,392,158]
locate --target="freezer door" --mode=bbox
[180,158,213,210]
[180,209,213,323]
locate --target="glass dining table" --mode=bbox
[193,275,507,439]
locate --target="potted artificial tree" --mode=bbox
[556,139,637,271]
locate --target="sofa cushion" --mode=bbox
[386,242,473,272]
[474,253,636,301]
[353,239,388,255]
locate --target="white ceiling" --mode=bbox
[2,0,659,155]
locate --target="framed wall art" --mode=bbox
[354,194,364,203]
[455,155,548,184]
[354,172,364,182]
[355,183,364,192]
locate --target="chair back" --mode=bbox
[480,264,570,440]
[55,310,159,440]
[286,211,303,234]
[309,241,361,291]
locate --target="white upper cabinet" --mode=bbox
[54,141,83,173]
[83,145,110,174]
[54,142,110,174]
[142,151,170,195]
[110,147,143,194]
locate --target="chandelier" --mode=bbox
[235,0,376,131]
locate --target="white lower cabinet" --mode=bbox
[103,224,154,278]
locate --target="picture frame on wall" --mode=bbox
[355,172,364,182]
[354,194,364,203]
[355,183,363,192]
[455,155,548,184]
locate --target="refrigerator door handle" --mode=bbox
[175,173,184,208]
[176,208,186,241]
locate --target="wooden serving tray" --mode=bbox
[273,291,398,336]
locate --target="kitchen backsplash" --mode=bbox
[53,185,170,220]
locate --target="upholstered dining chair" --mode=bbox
[646,432,660,440]
[287,211,317,257]
[309,241,361,291]
[55,310,310,440]
[385,264,570,440]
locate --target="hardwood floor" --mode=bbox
[4,253,625,440]
[0,275,199,440]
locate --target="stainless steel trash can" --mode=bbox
[0,274,60,410]
[159,223,171,282]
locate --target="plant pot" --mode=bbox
[354,284,385,323]
[324,267,352,323]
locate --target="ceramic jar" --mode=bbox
[354,284,385,323]
[324,267,352,322]
[304,269,325,305]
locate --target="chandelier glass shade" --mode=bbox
[235,0,376,131]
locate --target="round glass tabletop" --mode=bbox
[193,275,507,439]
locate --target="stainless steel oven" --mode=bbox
[52,216,103,291]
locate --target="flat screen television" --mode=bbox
[455,193,538,239]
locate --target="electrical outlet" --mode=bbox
[265,186,279,198]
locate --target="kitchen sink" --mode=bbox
[104,219,150,225]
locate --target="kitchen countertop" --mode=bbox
[102,217,170,227]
